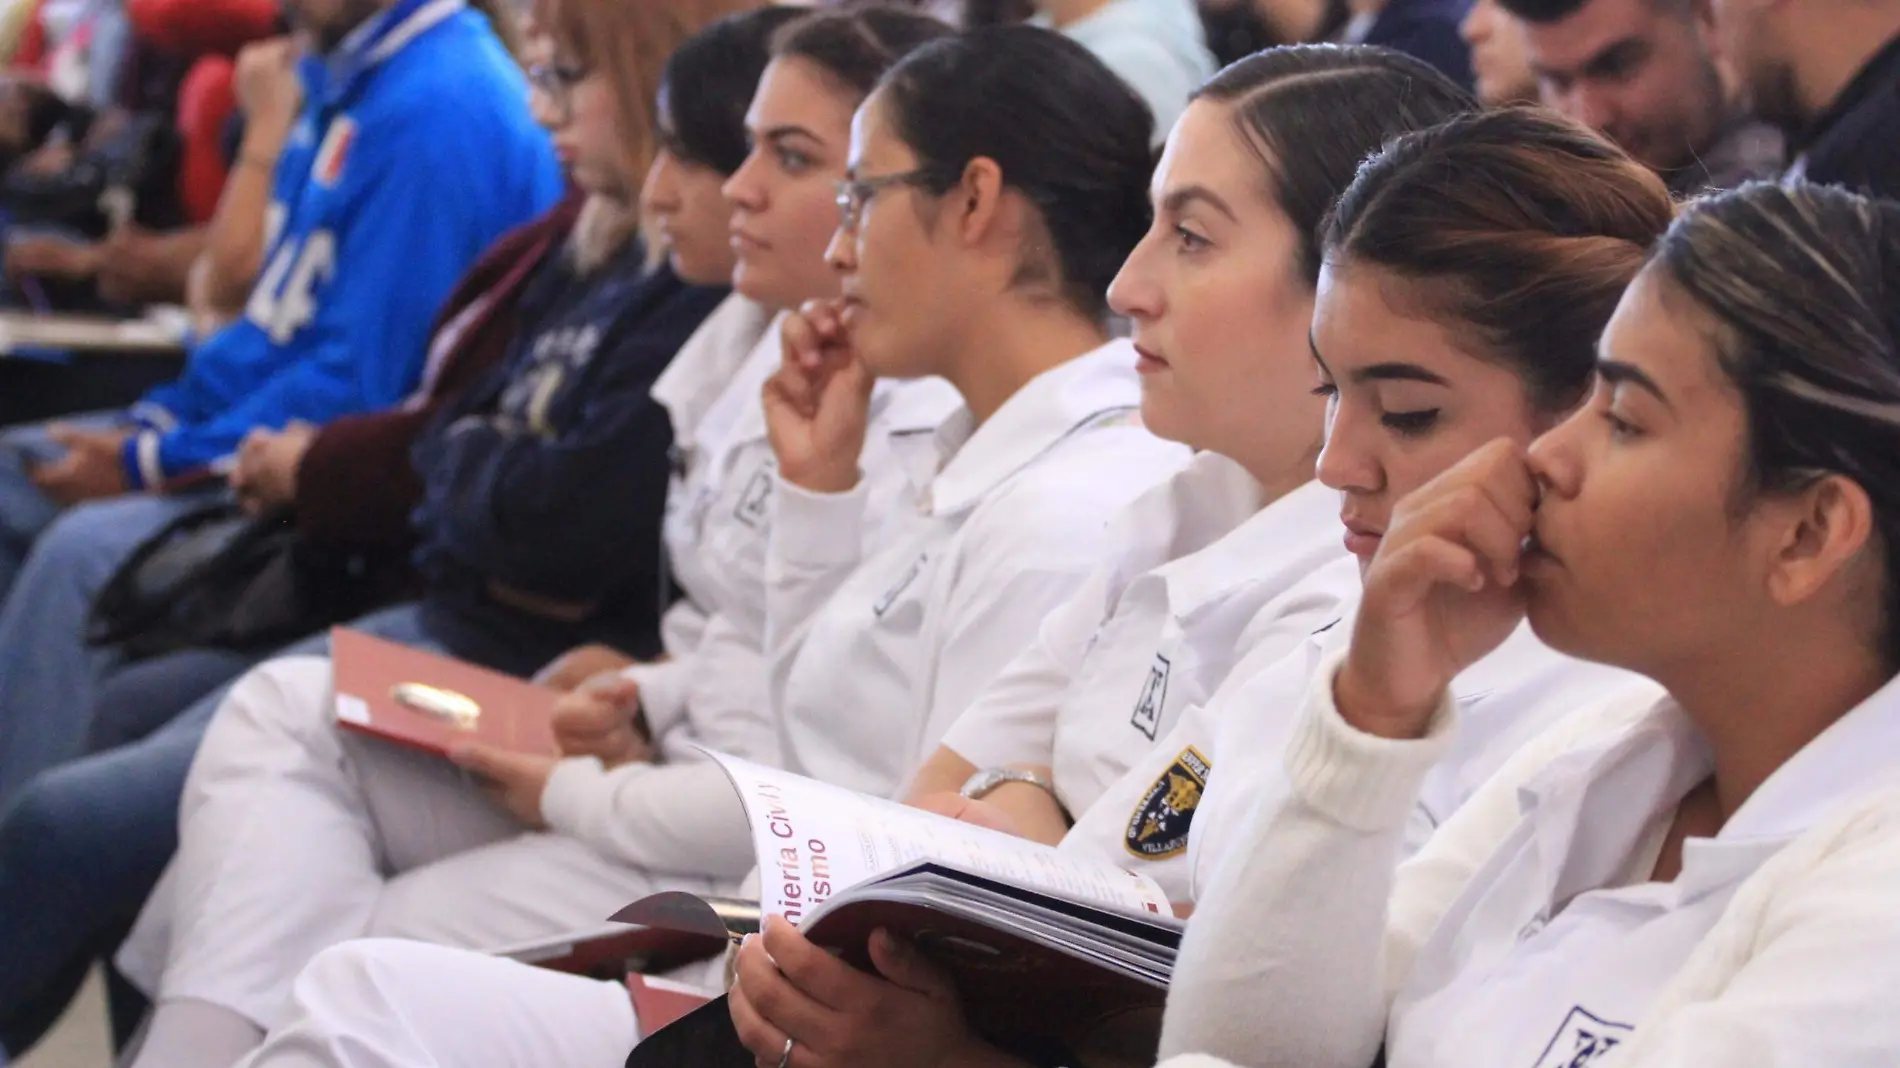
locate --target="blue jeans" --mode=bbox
[0,604,439,1061]
[0,410,122,600]
[0,488,217,810]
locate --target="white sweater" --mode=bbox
[1157,651,1900,1068]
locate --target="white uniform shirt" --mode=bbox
[940,453,1350,819]
[767,340,1192,798]
[1152,610,1644,905]
[537,306,959,870]
[1388,675,1900,1068]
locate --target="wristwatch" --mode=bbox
[959,766,1058,801]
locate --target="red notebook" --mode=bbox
[329,628,561,757]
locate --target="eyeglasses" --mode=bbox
[835,169,934,232]
[527,62,588,125]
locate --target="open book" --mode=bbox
[616,752,1182,1065]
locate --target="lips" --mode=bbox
[1132,343,1169,374]
[1341,518,1382,559]
[729,228,770,251]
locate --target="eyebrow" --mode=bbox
[1596,359,1673,408]
[1159,185,1239,223]
[1534,36,1649,83]
[752,124,823,147]
[1308,332,1449,386]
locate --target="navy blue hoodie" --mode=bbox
[407,233,727,670]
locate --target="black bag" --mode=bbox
[1,112,183,238]
[87,500,401,662]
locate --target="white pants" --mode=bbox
[118,655,733,1030]
[237,940,643,1068]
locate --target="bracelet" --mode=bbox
[959,766,1058,802]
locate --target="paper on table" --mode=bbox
[699,749,1171,925]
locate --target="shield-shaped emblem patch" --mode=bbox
[1124,746,1210,859]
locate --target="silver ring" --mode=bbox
[777,1037,795,1068]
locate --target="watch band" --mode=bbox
[959,766,1058,801]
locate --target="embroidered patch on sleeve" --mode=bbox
[733,466,774,530]
[1129,653,1170,741]
[1531,1007,1634,1068]
[1124,746,1210,859]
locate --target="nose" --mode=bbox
[1315,400,1381,495]
[722,151,767,211]
[529,84,561,132]
[825,224,856,275]
[1570,86,1617,135]
[1106,230,1163,322]
[1526,408,1584,501]
[644,152,681,212]
[1460,1,1490,45]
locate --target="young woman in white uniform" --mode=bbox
[896,45,1474,875]
[1158,131,1900,1067]
[105,10,960,1068]
[756,24,1189,801]
[1070,106,1682,912]
[446,9,966,877]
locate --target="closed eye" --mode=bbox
[1381,409,1439,435]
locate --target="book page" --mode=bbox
[701,750,1170,924]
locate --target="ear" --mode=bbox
[1764,474,1877,608]
[950,156,1006,248]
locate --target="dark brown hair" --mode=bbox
[769,7,956,101]
[1322,107,1674,412]
[1653,182,1900,663]
[1195,44,1479,286]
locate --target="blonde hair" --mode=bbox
[535,0,762,271]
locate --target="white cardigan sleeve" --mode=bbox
[1156,648,1459,1068]
[1158,678,1682,1068]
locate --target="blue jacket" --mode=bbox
[411,237,729,661]
[123,0,565,489]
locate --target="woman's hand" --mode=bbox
[762,299,874,495]
[447,744,557,828]
[533,643,637,692]
[730,917,1010,1068]
[1335,439,1537,739]
[549,670,653,768]
[229,422,317,514]
[908,790,1026,838]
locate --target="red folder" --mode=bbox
[627,973,719,1035]
[329,628,560,757]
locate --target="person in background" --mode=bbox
[1158,176,1900,1068]
[1461,0,1536,101]
[1498,0,1780,195]
[1712,0,1899,195]
[0,0,737,1059]
[0,0,565,806]
[1197,0,1345,66]
[1034,0,1217,140]
[1338,0,1473,89]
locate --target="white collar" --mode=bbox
[649,298,776,455]
[886,339,1144,518]
[1150,476,1340,615]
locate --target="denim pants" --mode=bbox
[0,604,440,1061]
[0,487,218,810]
[0,409,122,599]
